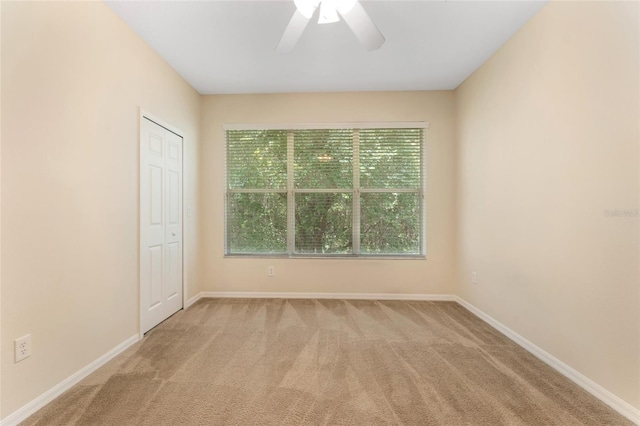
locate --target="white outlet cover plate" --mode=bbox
[15,334,32,363]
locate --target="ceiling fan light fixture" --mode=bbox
[294,0,319,19]
[318,2,339,24]
[278,0,384,53]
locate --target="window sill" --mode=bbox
[224,254,427,260]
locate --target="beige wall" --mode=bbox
[1,1,201,416]
[455,1,639,409]
[200,92,455,295]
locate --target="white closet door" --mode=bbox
[140,117,183,334]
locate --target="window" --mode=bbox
[225,124,426,257]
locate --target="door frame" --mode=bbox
[138,108,186,339]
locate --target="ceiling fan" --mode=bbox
[277,0,385,53]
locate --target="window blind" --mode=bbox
[225,126,425,257]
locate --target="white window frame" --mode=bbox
[224,122,429,259]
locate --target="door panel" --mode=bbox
[149,245,163,308]
[167,170,180,225]
[149,132,163,156]
[149,166,163,226]
[167,241,180,299]
[141,117,183,334]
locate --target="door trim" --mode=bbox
[139,108,186,339]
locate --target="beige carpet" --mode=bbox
[23,298,632,425]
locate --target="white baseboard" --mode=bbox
[186,291,456,305]
[1,334,140,426]
[185,292,204,309]
[455,296,640,425]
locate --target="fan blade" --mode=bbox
[277,9,313,53]
[339,2,385,51]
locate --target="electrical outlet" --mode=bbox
[15,334,31,363]
[268,266,275,277]
[472,272,478,285]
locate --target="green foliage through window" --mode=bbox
[226,127,424,256]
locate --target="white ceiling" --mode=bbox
[105,0,546,95]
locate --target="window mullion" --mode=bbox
[287,130,295,254]
[352,129,360,255]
